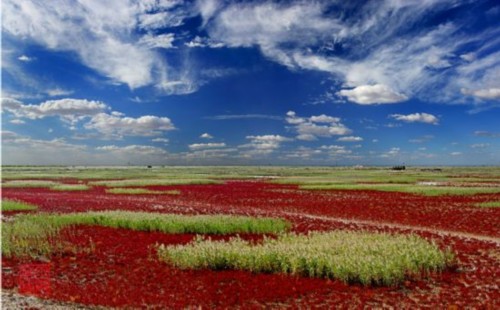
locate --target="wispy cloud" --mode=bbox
[474,131,500,138]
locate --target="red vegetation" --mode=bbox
[2,180,499,307]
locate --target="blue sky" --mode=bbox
[2,0,499,165]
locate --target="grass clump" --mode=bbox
[51,184,90,191]
[1,180,59,188]
[106,188,180,195]
[2,211,290,259]
[158,231,454,286]
[1,200,38,211]
[474,201,500,208]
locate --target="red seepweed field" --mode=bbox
[1,166,499,308]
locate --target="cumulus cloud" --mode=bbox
[188,143,226,150]
[286,111,351,141]
[200,133,213,139]
[240,135,292,156]
[337,136,363,142]
[85,113,175,138]
[1,98,109,123]
[390,113,439,125]
[337,84,408,105]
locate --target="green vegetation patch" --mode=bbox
[106,188,180,195]
[51,184,90,191]
[474,201,500,208]
[89,178,220,187]
[1,200,38,211]
[158,231,454,286]
[301,183,500,196]
[1,180,59,188]
[2,211,290,259]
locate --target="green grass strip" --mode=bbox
[51,184,90,191]
[301,183,500,196]
[89,178,220,187]
[1,180,59,188]
[158,231,454,286]
[1,200,38,211]
[106,188,180,195]
[474,201,500,208]
[2,211,290,259]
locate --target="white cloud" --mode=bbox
[474,131,500,138]
[2,0,195,90]
[470,143,489,149]
[188,143,226,150]
[85,113,175,138]
[45,88,74,97]
[390,113,439,125]
[156,79,199,95]
[185,36,225,48]
[409,135,434,143]
[9,119,25,125]
[240,135,292,156]
[200,133,213,139]
[18,55,33,62]
[286,111,351,140]
[337,136,363,142]
[139,33,176,49]
[320,145,351,156]
[97,145,168,156]
[185,148,238,160]
[337,84,408,105]
[284,146,322,159]
[1,98,109,123]
[152,138,169,143]
[450,152,462,156]
[200,1,499,103]
[380,147,401,158]
[462,88,500,100]
[460,53,476,62]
